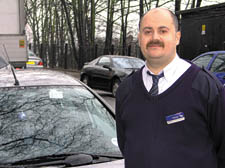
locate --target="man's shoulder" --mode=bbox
[116,68,141,97]
[192,66,224,101]
[194,67,223,88]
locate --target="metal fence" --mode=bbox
[32,42,144,70]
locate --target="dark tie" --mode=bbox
[147,71,164,96]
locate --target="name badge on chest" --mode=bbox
[166,112,185,124]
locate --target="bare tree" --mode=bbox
[120,0,131,55]
[61,0,78,68]
[196,0,202,7]
[175,0,182,12]
[104,0,115,55]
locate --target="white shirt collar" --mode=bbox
[144,55,184,80]
[142,54,191,93]
[143,54,191,82]
[163,55,180,82]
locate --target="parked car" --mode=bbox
[0,67,124,168]
[26,50,43,68]
[80,55,145,96]
[192,51,225,86]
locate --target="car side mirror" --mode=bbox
[103,65,112,71]
[84,62,89,65]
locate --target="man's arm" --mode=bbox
[209,87,225,168]
[115,84,126,156]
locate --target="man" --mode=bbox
[116,8,225,168]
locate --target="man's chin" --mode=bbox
[147,50,163,58]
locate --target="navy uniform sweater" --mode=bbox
[116,64,225,168]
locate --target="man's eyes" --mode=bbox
[143,30,153,34]
[159,29,168,34]
[143,29,168,35]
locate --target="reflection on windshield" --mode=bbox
[0,86,120,164]
[112,57,144,69]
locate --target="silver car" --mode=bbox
[0,67,124,167]
[26,50,44,68]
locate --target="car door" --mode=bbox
[91,57,113,89]
[209,53,225,85]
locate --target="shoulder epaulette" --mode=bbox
[201,67,223,89]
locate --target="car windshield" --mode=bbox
[112,57,144,69]
[0,86,120,164]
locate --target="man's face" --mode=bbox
[138,9,181,65]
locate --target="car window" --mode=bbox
[112,57,144,69]
[192,54,214,68]
[28,50,36,57]
[210,54,225,72]
[0,86,120,164]
[97,57,111,66]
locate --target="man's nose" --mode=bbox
[152,32,160,40]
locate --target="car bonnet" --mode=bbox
[0,69,82,87]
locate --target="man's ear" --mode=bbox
[176,31,181,46]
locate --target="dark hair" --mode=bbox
[139,8,179,32]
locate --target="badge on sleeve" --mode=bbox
[166,112,185,124]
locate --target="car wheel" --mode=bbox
[82,75,89,85]
[112,79,120,97]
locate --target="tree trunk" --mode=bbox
[175,0,181,12]
[191,0,196,8]
[139,0,144,59]
[90,0,96,60]
[196,0,202,7]
[140,0,144,20]
[120,0,131,55]
[104,0,114,55]
[155,0,160,7]
[61,0,78,68]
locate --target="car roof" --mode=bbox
[199,50,225,55]
[101,55,142,59]
[28,56,42,60]
[0,68,82,87]
[86,55,144,65]
[192,50,225,61]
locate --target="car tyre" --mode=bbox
[112,79,120,97]
[82,75,89,85]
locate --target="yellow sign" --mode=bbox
[201,25,206,35]
[202,25,206,31]
[27,61,35,65]
[19,40,25,48]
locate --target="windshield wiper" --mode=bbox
[91,153,123,165]
[2,153,123,167]
[1,153,92,168]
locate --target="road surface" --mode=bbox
[95,90,115,110]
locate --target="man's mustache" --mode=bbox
[146,40,164,48]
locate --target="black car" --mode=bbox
[80,55,145,96]
[0,67,124,168]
